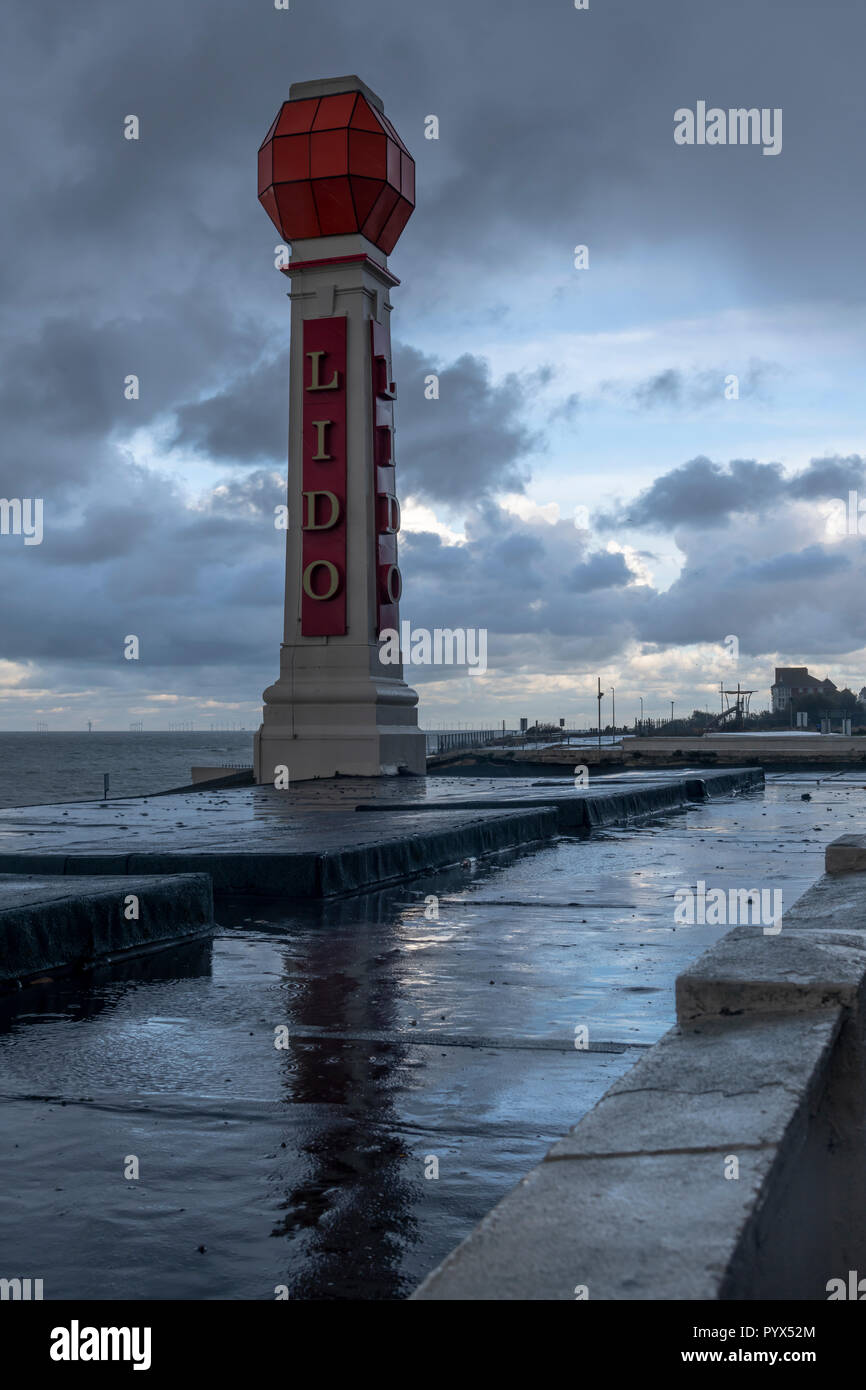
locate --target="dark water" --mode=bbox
[0,731,254,808]
[0,775,863,1299]
[0,730,489,808]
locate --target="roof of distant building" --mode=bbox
[773,667,836,689]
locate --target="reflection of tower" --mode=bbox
[254,76,426,783]
[269,894,419,1299]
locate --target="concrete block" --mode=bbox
[826,835,866,876]
[413,1148,777,1300]
[676,926,866,1024]
[548,1013,839,1158]
[777,869,866,935]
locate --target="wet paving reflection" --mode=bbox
[0,775,865,1298]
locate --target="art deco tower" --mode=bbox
[254,76,425,782]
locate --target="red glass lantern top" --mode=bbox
[258,87,415,255]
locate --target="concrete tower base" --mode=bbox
[254,647,426,782]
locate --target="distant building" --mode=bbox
[771,667,837,713]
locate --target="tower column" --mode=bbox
[253,77,426,782]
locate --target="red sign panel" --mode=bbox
[301,317,347,635]
[371,319,401,636]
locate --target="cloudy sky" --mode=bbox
[2,0,866,731]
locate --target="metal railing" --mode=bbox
[425,729,501,755]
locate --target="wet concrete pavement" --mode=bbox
[0,771,864,1300]
[0,768,757,895]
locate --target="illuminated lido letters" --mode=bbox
[378,493,400,534]
[302,560,340,601]
[300,319,347,634]
[302,491,341,530]
[372,320,402,635]
[306,350,340,391]
[310,420,333,461]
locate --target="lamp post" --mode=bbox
[597,677,602,751]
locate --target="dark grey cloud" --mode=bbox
[788,455,866,500]
[166,341,542,501]
[638,525,866,664]
[745,545,851,584]
[399,504,648,677]
[5,452,866,707]
[567,550,633,592]
[608,360,779,411]
[598,454,866,531]
[170,356,289,466]
[393,345,540,504]
[4,0,866,718]
[0,467,284,669]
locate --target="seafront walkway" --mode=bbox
[0,771,863,1296]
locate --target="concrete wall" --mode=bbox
[0,873,214,987]
[413,836,866,1300]
[624,734,866,765]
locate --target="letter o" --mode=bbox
[380,564,402,603]
[303,560,340,600]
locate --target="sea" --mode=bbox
[0,731,255,810]
[0,729,620,811]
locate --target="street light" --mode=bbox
[610,686,616,738]
[597,677,602,751]
[638,695,644,734]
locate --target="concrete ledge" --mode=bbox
[676,925,866,1024]
[414,864,866,1300]
[827,834,866,876]
[546,1013,838,1159]
[676,869,866,1026]
[413,1013,841,1300]
[0,873,214,987]
[0,771,760,898]
[0,808,558,897]
[314,808,557,896]
[356,768,764,835]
